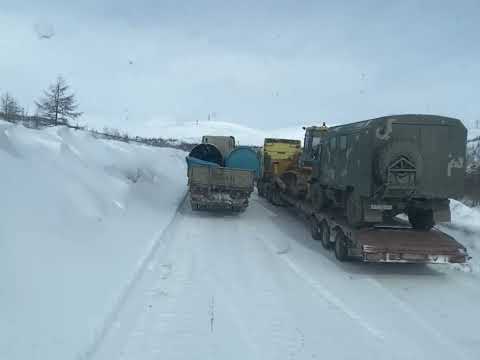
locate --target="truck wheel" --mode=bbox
[265,184,273,203]
[257,182,265,197]
[310,217,321,240]
[334,230,348,261]
[408,208,434,231]
[346,191,364,228]
[271,188,284,206]
[320,221,331,250]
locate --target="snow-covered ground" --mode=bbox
[0,121,187,360]
[1,120,480,360]
[92,195,480,360]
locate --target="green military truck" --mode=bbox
[259,115,469,264]
[311,114,467,230]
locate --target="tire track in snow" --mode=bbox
[259,235,385,341]
[78,193,188,360]
[118,215,199,360]
[366,278,472,360]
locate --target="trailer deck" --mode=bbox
[278,192,468,264]
[350,226,467,263]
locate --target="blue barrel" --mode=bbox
[224,146,261,177]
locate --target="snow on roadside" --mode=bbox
[450,199,480,229]
[438,199,480,273]
[0,121,187,360]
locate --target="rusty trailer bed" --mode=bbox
[352,226,468,263]
[277,191,469,264]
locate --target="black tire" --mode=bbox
[310,217,321,240]
[334,230,348,262]
[408,208,434,231]
[346,191,364,228]
[271,188,284,206]
[257,182,265,198]
[320,221,331,250]
[265,184,273,203]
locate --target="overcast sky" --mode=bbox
[1,0,479,133]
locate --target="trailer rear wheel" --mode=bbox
[408,208,434,231]
[334,230,348,261]
[257,182,265,198]
[320,221,331,250]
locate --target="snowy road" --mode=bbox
[92,194,480,360]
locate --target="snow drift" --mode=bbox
[0,121,187,360]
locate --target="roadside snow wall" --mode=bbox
[0,121,186,360]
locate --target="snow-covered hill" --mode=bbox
[0,121,187,360]
[128,120,307,146]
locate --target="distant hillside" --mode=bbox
[127,120,307,146]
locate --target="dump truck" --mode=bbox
[186,135,259,211]
[258,116,469,264]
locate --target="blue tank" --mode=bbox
[224,146,261,178]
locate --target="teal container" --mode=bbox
[225,146,261,178]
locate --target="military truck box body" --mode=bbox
[315,114,467,200]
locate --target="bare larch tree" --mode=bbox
[0,92,22,123]
[35,76,82,126]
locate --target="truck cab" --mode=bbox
[300,123,328,168]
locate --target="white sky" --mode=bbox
[1,0,479,133]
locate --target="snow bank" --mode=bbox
[0,121,187,360]
[468,128,480,141]
[450,199,480,229]
[439,199,480,273]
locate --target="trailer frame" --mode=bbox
[275,191,468,264]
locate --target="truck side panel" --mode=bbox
[188,165,254,189]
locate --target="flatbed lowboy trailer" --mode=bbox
[278,192,468,264]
